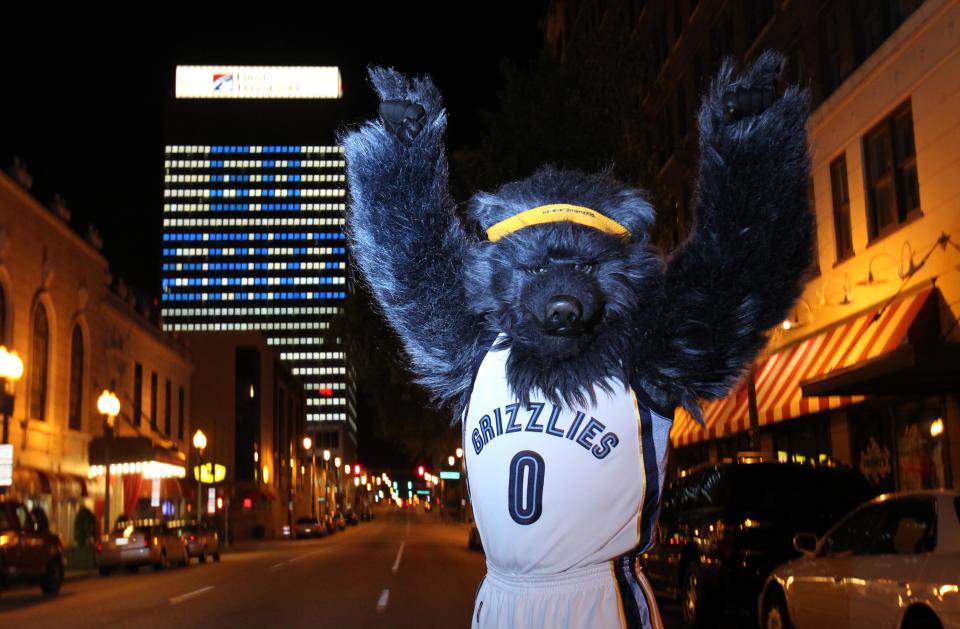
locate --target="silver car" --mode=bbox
[173,520,221,563]
[96,519,189,574]
[760,490,960,629]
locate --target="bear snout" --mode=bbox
[543,294,585,335]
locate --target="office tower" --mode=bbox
[160,66,356,455]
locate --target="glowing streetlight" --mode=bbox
[262,465,270,484]
[192,429,207,452]
[97,390,121,534]
[302,436,312,450]
[97,390,121,423]
[0,346,24,448]
[334,456,341,468]
[448,456,455,466]
[323,449,330,462]
[931,418,944,438]
[354,476,360,487]
[193,429,208,519]
[456,447,463,459]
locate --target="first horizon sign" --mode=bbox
[176,66,342,99]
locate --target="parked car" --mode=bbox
[293,516,324,539]
[344,509,358,526]
[96,518,188,574]
[0,499,64,596]
[172,520,221,563]
[320,513,337,535]
[332,511,346,531]
[641,457,873,627]
[760,490,960,629]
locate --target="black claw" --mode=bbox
[379,99,427,144]
[722,82,778,122]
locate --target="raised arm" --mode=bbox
[341,68,484,408]
[638,52,814,419]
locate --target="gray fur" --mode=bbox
[341,51,813,423]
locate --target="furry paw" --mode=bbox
[722,84,776,122]
[380,99,427,144]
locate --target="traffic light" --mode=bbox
[417,465,424,477]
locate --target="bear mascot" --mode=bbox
[341,50,812,629]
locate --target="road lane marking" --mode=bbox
[391,541,405,574]
[169,586,215,605]
[376,589,390,612]
[269,548,329,571]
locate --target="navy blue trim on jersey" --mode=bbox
[636,403,661,553]
[630,380,676,421]
[460,332,500,507]
[612,555,646,629]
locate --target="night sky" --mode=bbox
[1,2,548,298]
[1,3,548,468]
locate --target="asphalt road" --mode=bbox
[0,508,486,629]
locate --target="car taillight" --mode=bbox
[143,537,151,548]
[189,535,197,541]
[96,541,102,553]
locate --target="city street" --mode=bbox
[0,509,485,628]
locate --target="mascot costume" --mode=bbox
[342,51,813,629]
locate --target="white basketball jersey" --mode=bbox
[463,336,674,576]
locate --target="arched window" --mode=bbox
[68,325,84,431]
[29,303,50,420]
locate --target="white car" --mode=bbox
[759,490,960,629]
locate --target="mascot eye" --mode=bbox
[574,263,597,274]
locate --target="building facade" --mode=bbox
[548,0,960,492]
[0,168,194,544]
[161,66,357,461]
[186,331,316,540]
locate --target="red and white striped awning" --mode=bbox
[669,287,935,448]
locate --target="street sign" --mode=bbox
[150,478,161,507]
[0,444,12,487]
[416,490,430,496]
[207,487,216,514]
[440,471,461,480]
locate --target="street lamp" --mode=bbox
[0,346,24,447]
[303,436,316,518]
[448,455,455,466]
[193,429,207,521]
[97,390,120,534]
[456,447,463,459]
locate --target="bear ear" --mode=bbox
[602,188,657,241]
[465,191,509,232]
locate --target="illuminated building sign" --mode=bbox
[439,471,461,480]
[176,66,342,99]
[193,463,227,483]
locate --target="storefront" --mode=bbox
[669,286,959,492]
[5,466,90,544]
[87,436,188,532]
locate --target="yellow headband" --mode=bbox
[485,203,631,242]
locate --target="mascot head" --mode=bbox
[464,166,663,406]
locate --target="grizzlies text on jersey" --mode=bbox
[464,336,672,629]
